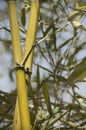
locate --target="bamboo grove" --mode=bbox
[1,0,86,130]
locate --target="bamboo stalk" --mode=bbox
[23,0,40,114]
[7,0,31,130]
[13,99,21,130]
[24,0,40,73]
[23,1,40,129]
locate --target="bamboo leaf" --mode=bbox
[68,5,86,20]
[69,57,86,82]
[52,26,56,51]
[44,18,58,36]
[9,69,14,82]
[72,20,86,31]
[20,7,26,26]
[68,42,86,66]
[43,83,52,114]
[57,76,68,82]
[37,64,40,87]
[38,64,53,74]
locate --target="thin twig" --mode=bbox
[21,23,69,66]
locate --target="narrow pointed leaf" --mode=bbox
[20,7,26,26]
[69,57,86,82]
[43,83,52,114]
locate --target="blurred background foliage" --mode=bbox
[0,0,86,129]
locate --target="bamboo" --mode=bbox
[23,1,40,129]
[13,99,21,130]
[7,1,31,130]
[24,0,40,73]
[23,0,40,117]
[13,1,39,130]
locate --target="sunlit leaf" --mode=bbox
[72,20,86,31]
[68,5,86,20]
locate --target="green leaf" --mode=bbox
[68,5,86,21]
[52,106,59,114]
[20,7,26,26]
[57,76,68,82]
[38,64,53,74]
[42,83,52,114]
[37,65,40,87]
[9,69,14,82]
[69,57,86,82]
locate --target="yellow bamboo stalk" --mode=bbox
[13,1,39,130]
[24,0,40,73]
[23,1,40,129]
[13,99,21,130]
[7,0,31,130]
